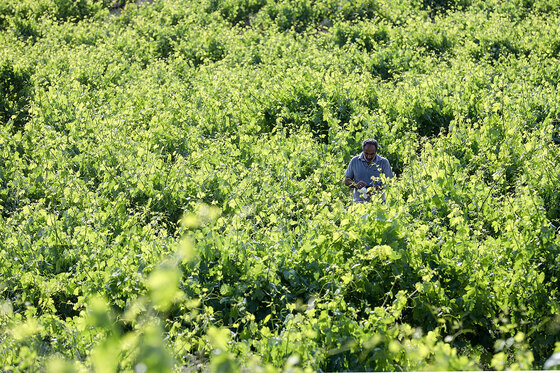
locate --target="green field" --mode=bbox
[1,0,560,371]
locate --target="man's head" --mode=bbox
[362,138,378,163]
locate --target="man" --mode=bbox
[344,138,394,202]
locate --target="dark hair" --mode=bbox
[362,138,378,150]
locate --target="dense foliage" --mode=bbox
[1,0,560,371]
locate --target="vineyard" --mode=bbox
[1,0,560,371]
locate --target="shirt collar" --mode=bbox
[359,152,379,163]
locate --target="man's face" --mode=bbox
[363,144,377,163]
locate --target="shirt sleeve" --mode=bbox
[344,159,354,179]
[383,159,394,179]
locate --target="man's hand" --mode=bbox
[345,177,367,189]
[354,180,367,189]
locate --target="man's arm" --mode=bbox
[345,158,366,189]
[383,159,394,179]
[372,159,394,191]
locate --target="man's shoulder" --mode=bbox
[348,154,362,165]
[376,155,390,163]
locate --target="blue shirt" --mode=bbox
[345,153,394,202]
